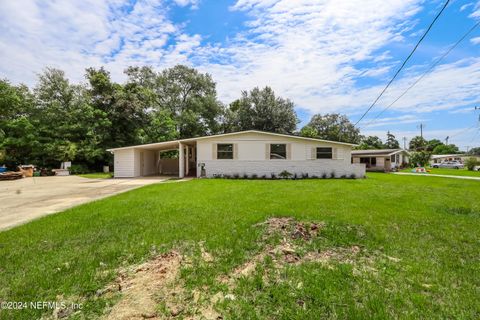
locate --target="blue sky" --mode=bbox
[0,0,479,149]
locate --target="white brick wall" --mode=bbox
[201,160,366,178]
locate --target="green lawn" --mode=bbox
[400,167,480,177]
[77,172,113,179]
[1,174,479,319]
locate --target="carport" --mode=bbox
[107,140,197,178]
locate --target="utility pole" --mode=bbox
[445,136,449,145]
[403,137,407,150]
[417,123,426,138]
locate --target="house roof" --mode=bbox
[351,149,409,157]
[107,130,357,152]
[431,154,466,159]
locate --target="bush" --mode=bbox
[251,174,258,179]
[279,170,293,179]
[301,173,309,179]
[69,164,90,175]
[330,171,336,179]
[465,157,479,171]
[270,173,277,179]
[409,151,432,167]
[321,172,327,179]
[349,173,356,179]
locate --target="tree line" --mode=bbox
[0,64,472,170]
[0,65,359,169]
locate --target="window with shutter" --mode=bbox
[217,144,233,159]
[316,147,332,159]
[270,144,287,159]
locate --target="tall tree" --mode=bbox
[0,80,38,167]
[409,136,427,151]
[224,87,298,134]
[301,113,361,144]
[426,139,443,152]
[385,131,400,149]
[467,147,480,155]
[358,136,384,149]
[155,65,223,138]
[432,144,459,154]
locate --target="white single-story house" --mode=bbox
[351,149,409,172]
[430,154,480,164]
[107,130,366,178]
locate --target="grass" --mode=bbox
[77,172,113,179]
[400,167,480,177]
[0,173,479,319]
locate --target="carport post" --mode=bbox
[179,142,185,178]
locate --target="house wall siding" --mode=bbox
[197,133,364,178]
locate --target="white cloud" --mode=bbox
[469,1,480,17]
[360,114,426,129]
[470,36,480,44]
[0,0,199,85]
[198,0,423,113]
[0,0,479,138]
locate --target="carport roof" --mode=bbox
[106,130,357,152]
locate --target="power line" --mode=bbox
[361,20,480,128]
[449,124,477,139]
[354,0,450,126]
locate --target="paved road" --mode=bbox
[0,176,170,231]
[393,172,480,180]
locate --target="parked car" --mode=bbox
[474,165,480,171]
[431,161,464,169]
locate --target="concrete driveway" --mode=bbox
[0,176,170,231]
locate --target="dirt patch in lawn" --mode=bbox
[102,251,182,320]
[97,217,381,319]
[220,217,364,287]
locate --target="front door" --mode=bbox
[384,157,391,171]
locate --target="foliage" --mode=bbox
[409,151,432,167]
[409,136,427,151]
[223,86,298,134]
[298,125,318,138]
[0,65,224,169]
[432,144,460,155]
[358,135,384,149]
[467,147,480,155]
[385,131,400,149]
[278,170,293,179]
[300,113,361,143]
[426,139,443,152]
[68,163,90,174]
[465,157,479,171]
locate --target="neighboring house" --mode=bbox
[430,154,480,164]
[351,149,409,172]
[107,130,366,178]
